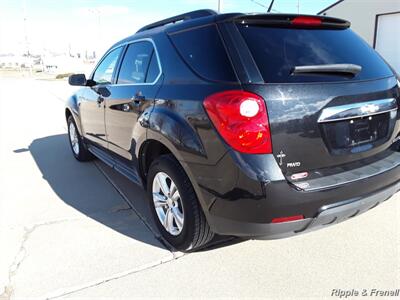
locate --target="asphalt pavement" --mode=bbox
[0,76,399,299]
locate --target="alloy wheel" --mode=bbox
[152,172,184,236]
[69,122,80,155]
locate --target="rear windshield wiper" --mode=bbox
[291,64,362,77]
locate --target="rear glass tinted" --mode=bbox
[169,25,237,82]
[238,25,393,83]
[145,51,160,83]
[117,41,153,84]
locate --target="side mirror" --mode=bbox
[68,74,87,86]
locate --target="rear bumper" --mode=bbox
[187,148,400,238]
[207,180,400,238]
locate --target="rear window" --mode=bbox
[238,25,393,83]
[169,25,237,82]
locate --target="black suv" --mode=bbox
[67,10,400,251]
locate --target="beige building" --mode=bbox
[319,0,400,73]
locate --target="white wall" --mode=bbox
[375,12,400,72]
[320,0,400,46]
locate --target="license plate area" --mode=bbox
[321,112,390,152]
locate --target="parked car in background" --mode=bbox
[66,10,400,251]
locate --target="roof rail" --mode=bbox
[137,9,218,33]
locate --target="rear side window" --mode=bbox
[117,41,159,84]
[169,25,237,82]
[238,25,393,83]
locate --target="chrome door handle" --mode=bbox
[122,103,130,112]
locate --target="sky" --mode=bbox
[0,0,337,56]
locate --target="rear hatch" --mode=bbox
[232,14,400,178]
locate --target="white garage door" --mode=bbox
[375,12,400,74]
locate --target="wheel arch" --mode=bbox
[65,94,83,135]
[139,139,175,184]
[138,135,212,220]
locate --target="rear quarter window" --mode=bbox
[238,25,394,83]
[169,24,237,82]
[117,41,154,84]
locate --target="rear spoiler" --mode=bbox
[232,14,350,29]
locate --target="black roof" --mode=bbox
[136,9,217,33]
[110,9,243,49]
[109,9,349,50]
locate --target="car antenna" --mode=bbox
[267,0,275,13]
[250,0,279,13]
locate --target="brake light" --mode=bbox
[291,16,322,26]
[271,215,304,223]
[203,90,272,154]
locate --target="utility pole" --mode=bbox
[22,0,32,75]
[88,8,101,59]
[217,0,223,13]
[23,0,28,56]
[297,0,300,14]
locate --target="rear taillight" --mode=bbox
[203,90,272,154]
[291,16,322,26]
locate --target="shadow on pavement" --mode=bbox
[25,134,165,249]
[24,133,243,251]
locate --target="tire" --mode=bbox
[147,154,214,251]
[67,115,94,162]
